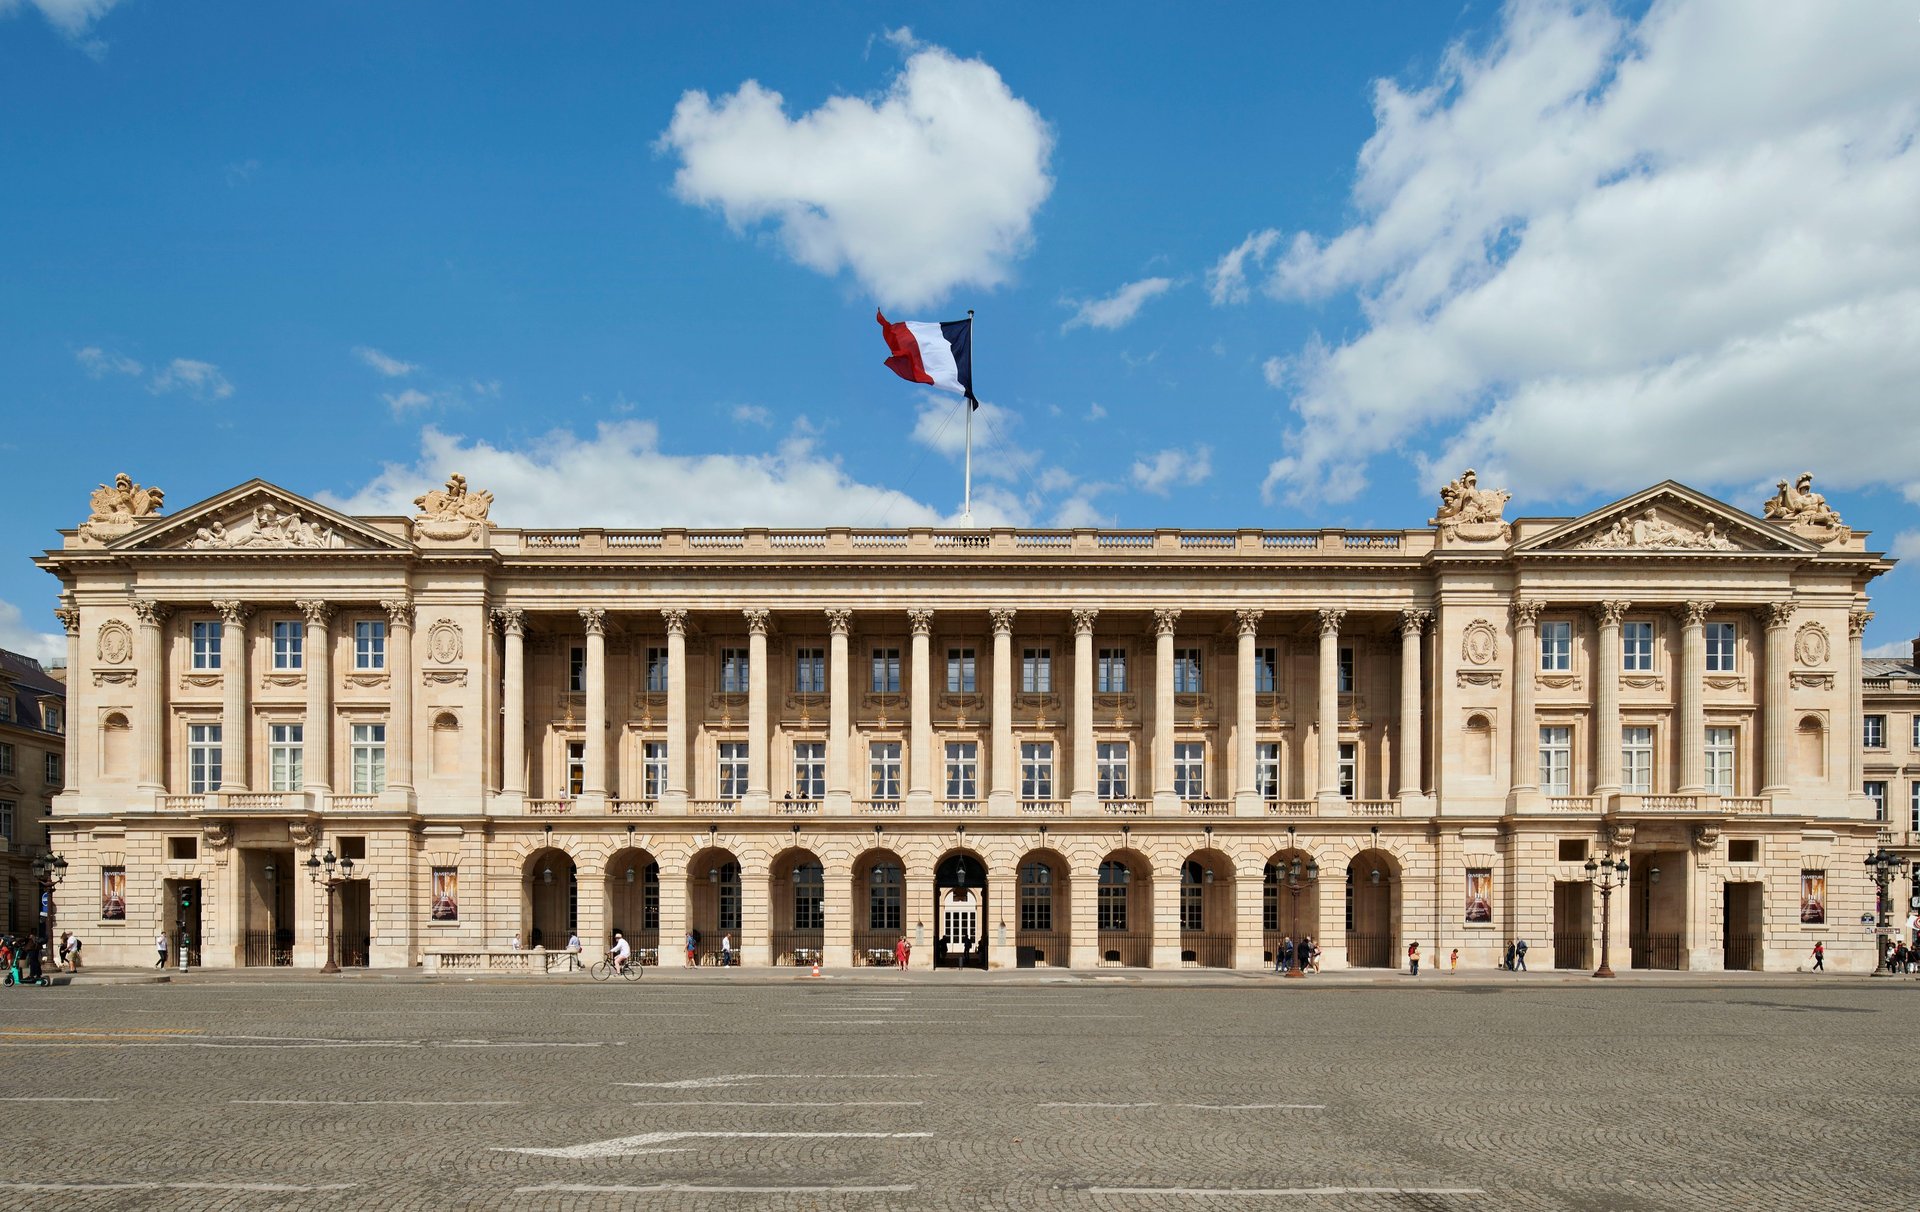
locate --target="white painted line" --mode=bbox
[235,1099,520,1107]
[498,1129,934,1160]
[617,1073,935,1089]
[633,1100,925,1108]
[0,1096,119,1102]
[0,1182,358,1193]
[1177,1103,1326,1111]
[517,1183,916,1195]
[1089,1187,1485,1198]
[1040,1101,1159,1109]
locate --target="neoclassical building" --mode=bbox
[36,469,1891,971]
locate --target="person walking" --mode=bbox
[64,932,82,971]
[50,932,66,972]
[1810,940,1824,971]
[565,931,583,972]
[1449,947,1459,973]
[1407,940,1420,976]
[1277,935,1294,974]
[1306,936,1321,973]
[685,929,698,967]
[720,932,734,967]
[155,931,168,969]
[1514,938,1529,972]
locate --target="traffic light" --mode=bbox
[179,889,192,910]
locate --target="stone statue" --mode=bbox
[1431,468,1512,542]
[1762,472,1848,541]
[412,473,494,541]
[1576,509,1735,551]
[79,473,165,541]
[184,502,340,550]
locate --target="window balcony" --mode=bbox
[1101,799,1149,816]
[1019,799,1067,815]
[1181,799,1231,817]
[855,799,902,815]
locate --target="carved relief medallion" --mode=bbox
[97,619,133,665]
[426,620,463,664]
[1461,619,1498,666]
[1793,623,1830,669]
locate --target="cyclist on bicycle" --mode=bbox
[607,930,632,975]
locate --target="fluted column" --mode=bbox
[1593,601,1628,801]
[1676,601,1712,793]
[1316,609,1344,800]
[1152,609,1180,807]
[493,608,526,797]
[663,611,688,804]
[908,609,934,803]
[1397,609,1429,799]
[54,601,80,794]
[297,601,332,796]
[1509,600,1542,797]
[989,608,1016,812]
[1234,610,1262,811]
[745,609,770,807]
[826,610,852,810]
[580,608,607,798]
[1849,608,1872,801]
[1071,609,1098,809]
[383,599,414,796]
[1762,602,1793,797]
[214,601,252,791]
[131,599,169,793]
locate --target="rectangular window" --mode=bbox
[793,868,824,931]
[1097,741,1130,799]
[191,620,222,670]
[354,620,386,671]
[1864,715,1886,749]
[946,647,976,693]
[643,741,668,800]
[720,648,749,695]
[1622,726,1653,794]
[1173,648,1203,694]
[870,648,901,694]
[568,645,586,693]
[44,753,61,786]
[793,647,825,694]
[188,723,222,793]
[719,869,741,931]
[792,741,826,800]
[944,741,979,800]
[717,741,749,800]
[0,743,11,776]
[1254,647,1277,694]
[564,740,585,797]
[1173,741,1205,799]
[1622,622,1655,672]
[0,800,12,840]
[1912,781,1920,833]
[1705,726,1736,795]
[868,742,901,800]
[1021,647,1052,693]
[1913,715,1920,750]
[42,705,61,733]
[269,723,304,792]
[350,723,386,794]
[1865,781,1888,822]
[1338,741,1357,798]
[1020,741,1054,800]
[1540,621,1572,672]
[1098,874,1128,932]
[1705,622,1736,673]
[1020,864,1052,932]
[1337,647,1355,694]
[869,866,902,931]
[645,647,669,693]
[271,620,303,670]
[1256,742,1280,799]
[1098,648,1128,693]
[1539,726,1572,795]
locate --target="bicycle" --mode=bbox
[589,958,643,982]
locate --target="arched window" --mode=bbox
[714,862,740,931]
[868,862,902,931]
[1180,860,1207,931]
[1262,863,1280,931]
[792,862,825,930]
[1097,861,1130,931]
[1019,860,1053,931]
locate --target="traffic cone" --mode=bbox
[810,958,821,978]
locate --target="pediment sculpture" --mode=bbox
[78,473,165,542]
[1575,509,1735,552]
[186,502,344,550]
[1761,472,1851,544]
[1430,469,1511,542]
[413,473,494,540]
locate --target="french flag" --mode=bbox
[877,310,975,407]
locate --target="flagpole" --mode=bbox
[962,307,975,527]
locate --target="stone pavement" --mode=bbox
[0,976,1914,1210]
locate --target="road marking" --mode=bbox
[0,1096,120,1102]
[516,1183,917,1195]
[1040,1102,1160,1108]
[617,1073,935,1089]
[236,1099,520,1107]
[1177,1103,1326,1111]
[0,1182,358,1193]
[498,1129,933,1160]
[632,1100,925,1108]
[1089,1187,1485,1198]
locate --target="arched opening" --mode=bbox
[932,851,988,969]
[1263,849,1322,966]
[686,847,741,963]
[521,846,577,951]
[430,712,460,778]
[851,848,907,965]
[603,846,659,962]
[1344,849,1399,968]
[1097,849,1153,967]
[1179,848,1235,967]
[101,712,130,778]
[1015,848,1071,967]
[769,847,826,965]
[1795,715,1825,780]
[1464,713,1493,778]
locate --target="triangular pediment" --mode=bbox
[1516,482,1820,556]
[108,480,409,554]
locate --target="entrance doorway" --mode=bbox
[165,878,202,967]
[1629,852,1684,969]
[1014,851,1069,967]
[244,850,294,967]
[334,880,370,967]
[1345,851,1397,968]
[523,847,577,951]
[1552,880,1592,970]
[1723,881,1762,970]
[933,852,987,968]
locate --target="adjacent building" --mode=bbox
[35,468,1892,970]
[1,647,67,939]
[1862,640,1920,923]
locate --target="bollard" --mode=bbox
[178,943,189,972]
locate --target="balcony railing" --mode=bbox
[775,798,821,815]
[610,799,657,815]
[855,799,902,814]
[1720,797,1769,815]
[1182,799,1231,817]
[1019,799,1067,815]
[526,798,572,815]
[1547,795,1598,812]
[1101,799,1150,816]
[160,794,207,812]
[688,799,738,815]
[942,799,982,815]
[329,795,378,812]
[1265,798,1314,817]
[1346,799,1399,816]
[494,525,1436,558]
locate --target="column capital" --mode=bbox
[989,608,1017,636]
[1152,608,1181,637]
[1397,608,1431,637]
[1510,599,1544,628]
[825,608,853,636]
[661,608,688,637]
[1673,600,1714,628]
[743,609,770,636]
[491,606,525,636]
[296,599,334,628]
[908,609,935,637]
[1591,600,1630,628]
[1764,601,1796,631]
[578,607,607,636]
[54,605,80,636]
[1848,607,1874,638]
[129,598,171,627]
[1316,608,1345,636]
[382,598,415,629]
[1235,609,1264,637]
[213,600,253,626]
[1071,608,1099,636]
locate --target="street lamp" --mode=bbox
[305,848,355,974]
[1864,847,1910,976]
[31,852,67,954]
[1283,855,1320,979]
[1584,852,1630,978]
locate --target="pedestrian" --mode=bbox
[155,931,168,968]
[508,931,522,951]
[1407,940,1419,976]
[1514,938,1529,972]
[1810,940,1824,971]
[899,935,912,967]
[720,932,734,967]
[893,935,906,967]
[65,932,82,971]
[565,931,583,971]
[50,932,66,972]
[1278,934,1294,973]
[1307,936,1321,973]
[685,929,698,967]
[1449,947,1459,973]
[1502,941,1515,971]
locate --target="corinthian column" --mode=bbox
[745,609,770,808]
[1509,600,1543,798]
[1234,610,1262,812]
[1676,601,1712,794]
[1849,608,1872,802]
[383,599,415,797]
[989,608,1016,813]
[1593,601,1628,802]
[1761,602,1793,798]
[826,609,852,811]
[214,601,252,792]
[907,609,934,805]
[580,607,607,799]
[493,608,525,797]
[1397,609,1429,799]
[1316,609,1344,801]
[662,610,688,805]
[54,602,79,795]
[297,601,332,797]
[1071,609,1098,810]
[131,599,170,793]
[1152,609,1180,809]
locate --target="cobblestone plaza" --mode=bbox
[0,973,1914,1209]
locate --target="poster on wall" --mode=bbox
[430,868,458,921]
[101,869,126,921]
[1799,871,1826,925]
[1464,869,1493,923]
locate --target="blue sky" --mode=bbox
[4,1,1918,663]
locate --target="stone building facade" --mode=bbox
[1863,640,1920,926]
[35,469,1892,971]
[1,648,66,939]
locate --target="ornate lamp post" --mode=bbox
[1584,852,1629,978]
[1864,847,1910,977]
[1283,855,1320,978]
[305,849,354,974]
[31,852,67,954]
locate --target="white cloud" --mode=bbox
[658,33,1053,308]
[225,159,260,186]
[905,393,1112,525]
[76,345,142,378]
[149,358,233,400]
[1,0,120,54]
[1062,277,1175,332]
[1866,639,1914,659]
[323,421,945,529]
[0,597,64,667]
[383,388,434,415]
[1130,445,1212,496]
[1890,530,1920,565]
[731,404,773,427]
[1218,1,1920,506]
[354,346,419,377]
[1085,402,1107,421]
